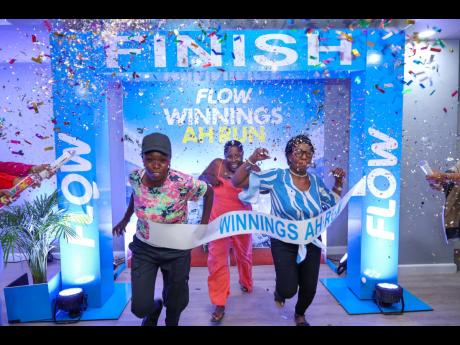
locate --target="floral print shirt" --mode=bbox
[129,168,208,241]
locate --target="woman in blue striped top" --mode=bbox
[232,134,345,326]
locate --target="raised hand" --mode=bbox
[331,168,346,187]
[249,148,270,164]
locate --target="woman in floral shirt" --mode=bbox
[113,132,213,326]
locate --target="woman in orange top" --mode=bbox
[199,140,255,323]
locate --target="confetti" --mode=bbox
[32,34,37,43]
[35,133,49,140]
[31,55,43,64]
[375,84,385,93]
[12,150,24,156]
[202,63,212,68]
[430,47,441,52]
[382,31,394,40]
[351,49,360,57]
[44,146,54,151]
[443,107,447,113]
[429,90,436,96]
[211,49,223,55]
[452,90,458,97]
[10,140,20,144]
[24,140,32,145]
[8,58,16,64]
[43,20,52,32]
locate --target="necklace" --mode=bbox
[289,168,307,177]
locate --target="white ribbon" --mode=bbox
[141,176,366,250]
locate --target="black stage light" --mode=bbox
[374,283,405,314]
[53,287,88,323]
[336,253,347,275]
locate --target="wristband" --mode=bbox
[246,159,257,166]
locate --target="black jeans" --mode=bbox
[129,235,191,326]
[270,238,322,316]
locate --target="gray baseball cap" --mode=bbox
[141,132,171,157]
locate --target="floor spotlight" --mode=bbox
[336,253,347,275]
[374,282,404,314]
[53,287,88,323]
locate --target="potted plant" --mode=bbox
[0,190,76,284]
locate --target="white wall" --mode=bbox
[400,39,460,265]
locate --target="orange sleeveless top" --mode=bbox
[209,160,252,222]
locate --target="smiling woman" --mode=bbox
[232,134,345,326]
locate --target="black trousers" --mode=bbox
[129,235,191,326]
[270,238,322,316]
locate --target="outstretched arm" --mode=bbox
[232,148,269,189]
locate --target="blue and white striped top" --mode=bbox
[239,168,339,262]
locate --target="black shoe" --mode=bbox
[294,313,310,326]
[274,290,285,308]
[141,299,163,326]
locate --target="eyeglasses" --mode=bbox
[292,149,313,158]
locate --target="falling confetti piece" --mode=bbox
[43,20,52,32]
[8,58,16,64]
[12,150,24,156]
[24,140,32,145]
[44,146,54,151]
[35,133,49,140]
[211,49,223,55]
[375,84,385,93]
[354,76,361,84]
[202,63,212,68]
[351,48,360,57]
[452,90,458,97]
[430,47,441,52]
[32,34,37,43]
[443,107,447,113]
[429,90,436,96]
[383,83,394,88]
[31,55,43,64]
[382,31,394,40]
[10,140,20,144]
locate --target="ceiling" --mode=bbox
[2,19,460,40]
